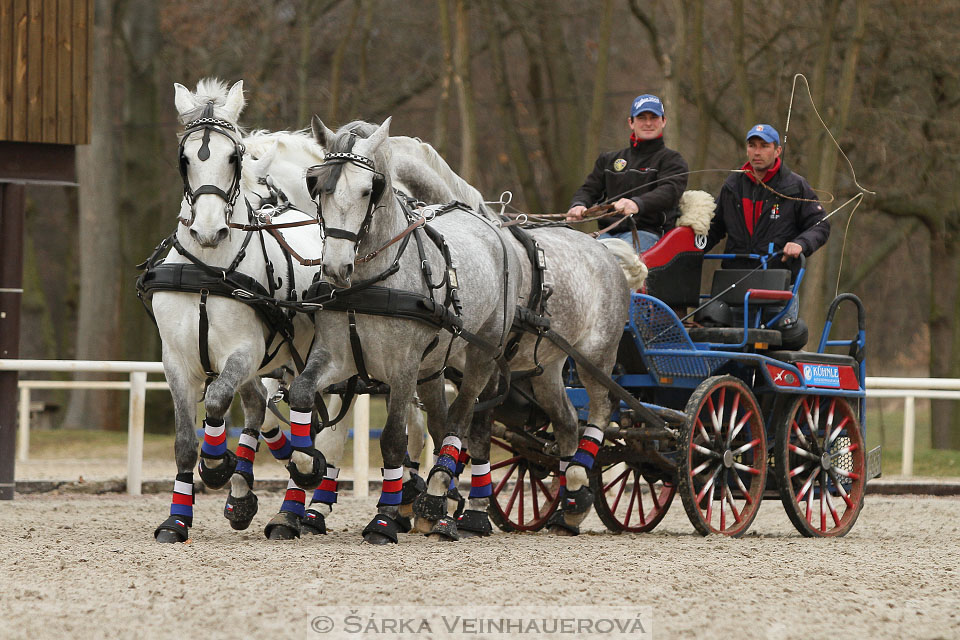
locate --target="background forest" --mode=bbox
[15,0,960,449]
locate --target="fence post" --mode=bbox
[902,395,916,477]
[17,386,29,461]
[353,394,369,497]
[127,372,146,496]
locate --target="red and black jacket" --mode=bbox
[705,160,830,279]
[570,136,688,237]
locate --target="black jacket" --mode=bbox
[706,160,830,279]
[570,137,688,236]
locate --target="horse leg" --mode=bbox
[301,395,348,535]
[361,374,419,545]
[155,370,201,543]
[221,379,267,531]
[414,354,497,541]
[457,375,499,538]
[195,352,255,491]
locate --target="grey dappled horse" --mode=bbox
[290,117,520,544]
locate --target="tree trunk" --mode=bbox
[453,0,477,183]
[689,0,711,189]
[433,0,453,155]
[582,0,614,175]
[63,0,123,430]
[485,0,543,212]
[928,229,960,449]
[731,0,755,129]
[327,2,361,124]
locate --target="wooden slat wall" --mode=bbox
[0,0,91,145]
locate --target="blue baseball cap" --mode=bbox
[630,94,664,118]
[745,123,780,146]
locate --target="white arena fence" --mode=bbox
[1,359,957,494]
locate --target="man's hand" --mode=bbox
[612,198,639,215]
[566,205,587,221]
[782,241,804,260]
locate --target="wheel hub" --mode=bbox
[722,450,734,468]
[820,452,832,470]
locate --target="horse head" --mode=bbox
[307,116,392,287]
[173,79,247,248]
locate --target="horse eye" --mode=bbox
[361,189,371,198]
[229,154,238,164]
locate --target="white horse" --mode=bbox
[147,79,328,542]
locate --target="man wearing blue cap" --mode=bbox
[705,123,829,276]
[566,93,688,252]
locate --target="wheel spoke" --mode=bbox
[731,468,753,505]
[492,462,518,497]
[609,469,630,513]
[490,437,516,455]
[830,442,859,457]
[833,468,861,480]
[828,468,855,509]
[824,478,841,527]
[791,418,811,448]
[695,417,711,443]
[693,444,722,458]
[518,467,526,524]
[732,462,761,476]
[634,473,646,526]
[530,472,541,520]
[723,484,743,523]
[789,462,809,478]
[727,411,753,447]
[726,393,742,443]
[503,466,525,516]
[692,459,714,476]
[795,466,819,502]
[788,444,820,461]
[648,480,663,509]
[604,467,631,494]
[706,395,722,436]
[696,465,722,505]
[819,471,828,532]
[827,416,852,447]
[491,456,522,472]
[718,469,728,531]
[624,474,639,527]
[732,437,762,456]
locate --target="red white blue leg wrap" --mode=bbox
[235,429,258,478]
[288,409,314,449]
[433,434,462,477]
[261,426,293,460]
[569,425,604,470]
[169,472,194,525]
[378,466,404,507]
[279,479,306,517]
[468,459,492,499]
[200,417,227,458]
[311,466,340,505]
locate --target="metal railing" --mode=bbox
[865,376,960,477]
[2,360,956,494]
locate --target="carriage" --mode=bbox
[485,225,882,538]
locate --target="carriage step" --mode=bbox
[867,446,882,481]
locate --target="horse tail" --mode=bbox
[598,238,648,290]
[676,189,716,235]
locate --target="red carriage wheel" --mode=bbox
[590,461,675,533]
[677,375,767,536]
[774,395,866,537]
[487,434,561,532]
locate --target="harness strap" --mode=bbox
[347,310,372,384]
[198,289,217,379]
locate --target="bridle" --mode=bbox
[177,103,245,227]
[306,149,386,252]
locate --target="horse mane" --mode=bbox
[306,120,393,197]
[176,77,248,133]
[388,136,491,216]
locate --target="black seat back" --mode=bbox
[710,269,791,305]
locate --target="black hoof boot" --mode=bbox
[198,450,237,490]
[362,514,402,545]
[264,511,301,540]
[224,492,258,531]
[286,447,327,489]
[301,509,328,535]
[412,492,448,521]
[154,515,190,543]
[394,515,413,533]
[427,515,459,541]
[401,472,427,506]
[457,509,493,538]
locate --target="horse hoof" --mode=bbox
[362,531,395,545]
[546,511,581,536]
[198,450,237,490]
[412,516,435,534]
[548,526,578,537]
[155,529,185,544]
[301,509,327,535]
[412,492,447,521]
[361,514,401,544]
[224,492,258,531]
[264,511,301,540]
[154,515,189,543]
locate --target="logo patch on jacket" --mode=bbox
[770,204,780,220]
[613,158,627,172]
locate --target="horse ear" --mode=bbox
[174,82,195,117]
[363,116,392,155]
[222,80,246,122]
[247,141,278,178]
[311,115,336,149]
